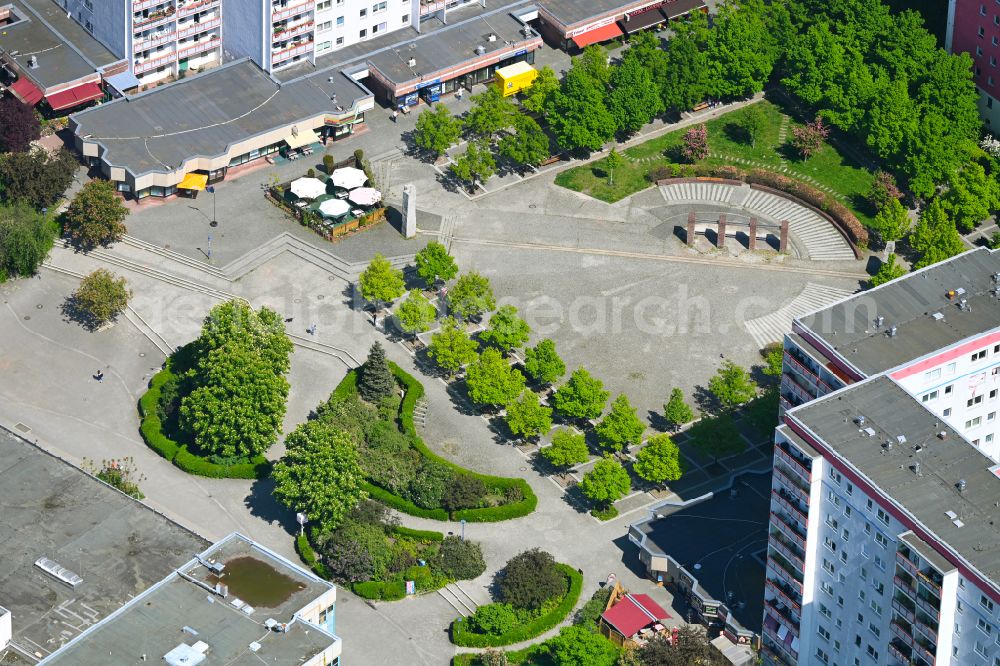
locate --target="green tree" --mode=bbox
[523,339,566,386]
[633,434,683,484]
[548,625,620,666]
[465,347,526,408]
[574,45,612,87]
[604,148,623,185]
[595,393,646,452]
[272,420,366,532]
[548,66,616,153]
[607,54,664,136]
[706,0,779,98]
[761,343,784,377]
[499,549,566,610]
[736,103,766,148]
[442,474,487,511]
[521,65,560,114]
[870,253,907,287]
[0,148,77,210]
[540,428,589,468]
[63,179,129,249]
[358,341,395,404]
[663,388,695,428]
[498,114,550,167]
[579,457,631,507]
[413,103,462,158]
[0,203,56,279]
[707,360,757,410]
[414,240,458,287]
[195,300,293,374]
[479,304,530,354]
[869,198,911,242]
[942,163,1000,232]
[395,289,437,336]
[469,603,519,635]
[505,390,553,441]
[552,368,609,420]
[910,198,966,269]
[358,253,405,309]
[0,97,40,153]
[72,268,132,327]
[451,139,496,188]
[661,18,710,112]
[464,86,518,139]
[637,626,728,665]
[437,535,486,579]
[427,317,479,377]
[448,271,496,321]
[180,342,290,458]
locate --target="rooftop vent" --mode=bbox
[887,325,898,337]
[911,461,921,474]
[487,32,497,41]
[938,431,948,440]
[230,597,245,610]
[959,298,970,311]
[862,427,876,438]
[957,478,967,493]
[992,272,1000,283]
[945,510,958,519]
[182,626,199,636]
[475,44,486,55]
[34,557,83,588]
[874,316,884,328]
[896,435,907,445]
[954,518,965,528]
[932,312,945,321]
[28,55,37,69]
[249,642,261,653]
[407,57,415,67]
[265,618,279,631]
[855,415,866,427]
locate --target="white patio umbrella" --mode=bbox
[348,187,382,206]
[289,177,327,199]
[318,197,350,218]
[331,167,368,190]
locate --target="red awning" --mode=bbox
[601,594,670,638]
[572,22,624,49]
[45,82,104,111]
[9,77,43,105]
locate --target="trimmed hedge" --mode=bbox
[330,364,537,522]
[137,368,272,480]
[353,579,407,601]
[450,564,584,647]
[295,534,331,579]
[392,525,445,542]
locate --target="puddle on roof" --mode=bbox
[209,556,306,608]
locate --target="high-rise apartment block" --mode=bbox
[764,248,1000,666]
[947,0,1000,127]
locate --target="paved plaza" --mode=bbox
[0,83,871,663]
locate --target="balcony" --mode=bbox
[894,574,916,600]
[177,16,220,38]
[769,531,805,570]
[765,577,801,612]
[914,616,938,644]
[770,511,807,549]
[273,18,313,40]
[915,592,939,620]
[781,373,815,404]
[916,569,943,595]
[784,350,835,395]
[134,8,176,29]
[891,617,914,645]
[914,635,936,664]
[133,0,172,12]
[177,0,218,16]
[768,552,804,588]
[775,440,811,481]
[762,626,798,662]
[177,35,219,59]
[764,604,799,636]
[896,550,920,576]
[272,0,312,21]
[773,465,810,504]
[134,49,176,73]
[133,29,176,51]
[271,40,313,63]
[771,487,808,521]
[419,0,446,15]
[889,638,913,664]
[892,595,916,623]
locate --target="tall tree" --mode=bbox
[0,203,56,279]
[413,103,462,158]
[415,241,458,287]
[552,368,609,420]
[499,114,550,167]
[942,163,1000,232]
[465,347,526,408]
[910,198,966,269]
[521,65,560,114]
[395,289,437,336]
[663,388,695,428]
[63,179,129,249]
[0,148,77,210]
[548,66,616,153]
[736,103,766,148]
[272,420,366,532]
[540,428,589,468]
[707,360,757,409]
[868,198,911,243]
[607,54,664,136]
[574,45,612,88]
[595,394,646,452]
[464,86,518,139]
[579,457,631,507]
[427,317,479,377]
[0,97,41,153]
[479,304,530,354]
[661,28,709,112]
[706,0,779,98]
[451,140,496,187]
[448,271,496,321]
[869,253,907,287]
[523,338,566,386]
[195,300,293,374]
[548,625,620,666]
[358,341,395,404]
[72,269,132,328]
[634,434,683,484]
[604,147,623,185]
[505,390,553,441]
[358,253,405,309]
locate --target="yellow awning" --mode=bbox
[284,130,320,149]
[177,173,208,190]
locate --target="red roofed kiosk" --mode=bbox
[600,584,671,648]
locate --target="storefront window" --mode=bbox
[150,186,164,197]
[136,187,150,199]
[116,182,132,193]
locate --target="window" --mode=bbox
[980,617,994,636]
[844,505,852,517]
[359,7,367,16]
[981,26,988,37]
[992,389,998,399]
[988,433,995,443]
[846,483,853,495]
[867,645,879,660]
[875,532,888,548]
[995,34,1000,45]
[830,469,842,483]
[991,76,996,86]
[823,558,836,575]
[84,0,93,9]
[967,416,983,429]
[981,594,995,613]
[970,395,985,407]
[871,600,883,616]
[926,369,942,381]
[85,19,93,32]
[317,0,332,9]
[946,384,954,394]
[824,536,838,552]
[842,528,850,541]
[359,28,366,37]
[820,603,832,619]
[402,12,409,22]
[869,621,881,638]
[816,648,830,664]
[993,55,998,66]
[826,514,839,530]
[318,20,332,31]
[820,581,834,595]
[873,582,885,595]
[372,21,386,33]
[372,1,387,11]
[336,15,344,25]
[923,390,939,403]
[982,4,988,14]
[973,438,981,447]
[828,491,841,507]
[866,499,873,511]
[875,555,885,571]
[948,362,958,375]
[316,40,332,52]
[876,507,890,526]
[944,408,953,417]
[974,349,988,362]
[336,35,344,44]
[860,567,868,581]
[977,641,989,657]
[819,625,831,641]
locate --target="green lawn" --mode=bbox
[554,100,875,226]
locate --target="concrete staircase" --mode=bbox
[743,282,856,348]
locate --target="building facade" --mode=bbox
[947,0,1000,127]
[763,249,1000,665]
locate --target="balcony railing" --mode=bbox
[892,596,916,622]
[775,440,811,480]
[177,16,219,38]
[771,487,808,521]
[894,574,916,600]
[272,0,312,21]
[273,19,313,40]
[773,465,810,504]
[769,531,805,570]
[784,350,835,393]
[781,374,815,404]
[765,577,801,612]
[889,638,913,664]
[915,593,939,620]
[891,618,914,645]
[177,0,218,16]
[764,604,799,635]
[770,511,807,549]
[896,550,920,576]
[419,0,446,15]
[917,569,943,594]
[177,35,219,59]
[768,554,804,589]
[134,6,176,29]
[914,616,938,644]
[133,29,176,52]
[133,0,172,12]
[134,50,176,73]
[914,635,936,664]
[271,40,313,63]
[762,626,798,661]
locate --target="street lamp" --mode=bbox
[207,185,218,227]
[460,518,466,542]
[296,512,308,536]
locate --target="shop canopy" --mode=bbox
[601,594,669,638]
[619,7,667,33]
[45,82,104,111]
[177,172,208,190]
[572,22,623,49]
[284,130,320,150]
[9,77,43,105]
[661,0,707,19]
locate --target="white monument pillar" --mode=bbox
[402,183,417,239]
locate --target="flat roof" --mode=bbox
[788,375,1000,588]
[536,0,655,29]
[43,534,337,665]
[796,248,1000,376]
[17,0,118,67]
[0,0,108,89]
[71,59,372,178]
[0,427,208,661]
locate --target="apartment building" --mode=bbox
[763,248,1000,666]
[947,0,1000,127]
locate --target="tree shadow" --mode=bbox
[563,485,593,515]
[245,476,298,535]
[722,122,751,146]
[611,533,652,580]
[692,385,720,415]
[59,293,102,331]
[647,410,675,434]
[485,414,514,445]
[444,377,481,417]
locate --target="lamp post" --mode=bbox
[296,512,308,537]
[207,185,218,227]
[460,518,466,542]
[207,233,212,262]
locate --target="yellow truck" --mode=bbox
[495,62,538,97]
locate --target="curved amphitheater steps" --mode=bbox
[744,283,856,348]
[658,182,857,261]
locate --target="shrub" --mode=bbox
[443,474,488,511]
[574,586,613,629]
[469,603,519,635]
[681,124,708,162]
[295,534,331,579]
[392,525,444,542]
[591,505,619,521]
[499,549,566,610]
[438,536,486,580]
[139,371,181,461]
[406,460,454,509]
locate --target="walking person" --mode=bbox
[95,370,104,382]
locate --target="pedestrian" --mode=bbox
[455,89,463,101]
[96,370,104,382]
[308,323,317,335]
[391,110,398,122]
